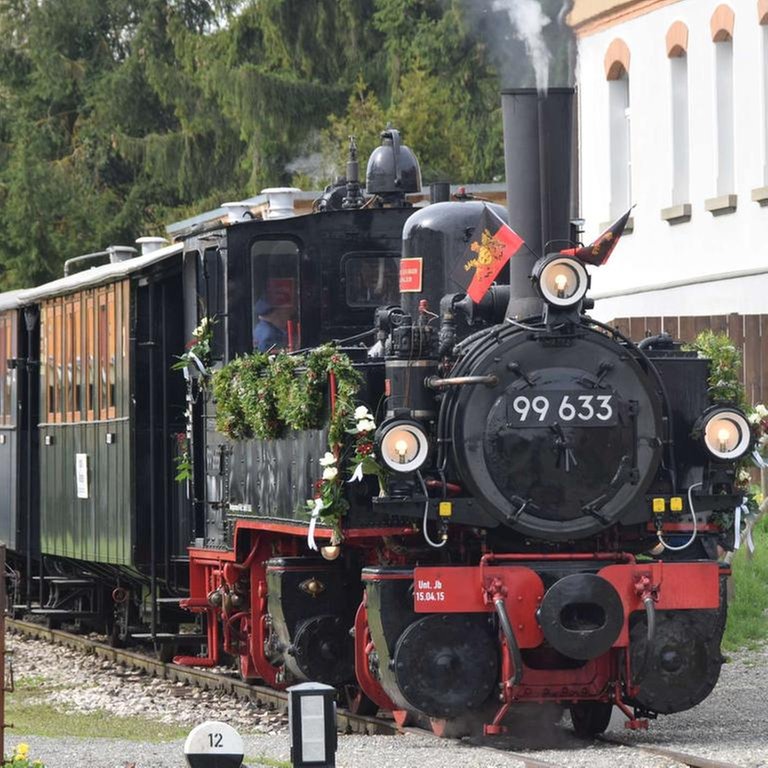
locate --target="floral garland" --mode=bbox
[307,405,387,544]
[212,345,361,442]
[172,316,215,385]
[211,345,384,540]
[173,432,193,482]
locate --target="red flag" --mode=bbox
[451,206,525,303]
[561,207,632,266]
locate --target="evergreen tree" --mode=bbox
[0,0,508,289]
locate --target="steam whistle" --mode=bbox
[342,136,365,210]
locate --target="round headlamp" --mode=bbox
[700,408,751,460]
[378,420,429,473]
[533,255,589,308]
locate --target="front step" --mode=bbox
[132,632,206,641]
[29,608,99,619]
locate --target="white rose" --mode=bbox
[322,466,338,481]
[354,405,373,420]
[319,452,336,467]
[357,419,376,433]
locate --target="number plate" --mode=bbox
[507,390,618,427]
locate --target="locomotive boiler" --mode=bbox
[174,88,747,737]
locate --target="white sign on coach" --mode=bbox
[75,453,89,499]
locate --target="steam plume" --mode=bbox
[492,0,552,92]
[461,0,576,92]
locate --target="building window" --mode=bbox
[761,1,768,185]
[711,5,736,196]
[667,22,690,204]
[605,39,631,218]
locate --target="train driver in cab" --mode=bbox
[253,297,291,352]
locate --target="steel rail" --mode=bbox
[598,736,745,768]
[5,619,392,736]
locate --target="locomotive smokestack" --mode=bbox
[502,87,575,319]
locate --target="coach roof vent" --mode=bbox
[221,201,253,223]
[108,245,138,263]
[136,236,168,256]
[261,187,301,219]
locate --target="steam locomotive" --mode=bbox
[0,88,748,737]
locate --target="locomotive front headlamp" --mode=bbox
[378,420,429,473]
[700,408,751,460]
[533,255,589,308]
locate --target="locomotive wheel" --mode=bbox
[343,684,379,716]
[569,702,613,738]
[392,615,498,719]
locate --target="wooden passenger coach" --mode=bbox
[0,242,192,631]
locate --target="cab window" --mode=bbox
[343,253,400,308]
[250,239,300,352]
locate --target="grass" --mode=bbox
[245,758,291,768]
[6,677,187,742]
[723,513,768,650]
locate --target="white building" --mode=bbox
[572,0,768,320]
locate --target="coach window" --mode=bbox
[85,293,95,419]
[0,313,13,425]
[0,316,5,425]
[44,305,54,422]
[344,253,400,308]
[54,301,63,423]
[250,239,300,352]
[605,39,631,218]
[108,285,116,416]
[64,300,75,421]
[96,287,117,420]
[711,5,736,197]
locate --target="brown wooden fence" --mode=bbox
[610,314,768,406]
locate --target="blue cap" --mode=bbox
[254,298,274,316]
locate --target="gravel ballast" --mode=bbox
[5,634,768,768]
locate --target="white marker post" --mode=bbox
[287,682,337,768]
[184,721,244,768]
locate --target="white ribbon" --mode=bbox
[752,449,767,469]
[307,498,325,551]
[348,462,365,483]
[747,524,756,554]
[734,502,748,550]
[188,351,206,376]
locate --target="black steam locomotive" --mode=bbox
[0,88,748,737]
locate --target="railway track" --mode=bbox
[6,619,748,768]
[5,618,390,736]
[597,737,747,768]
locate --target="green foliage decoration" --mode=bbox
[687,330,747,407]
[212,345,361,446]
